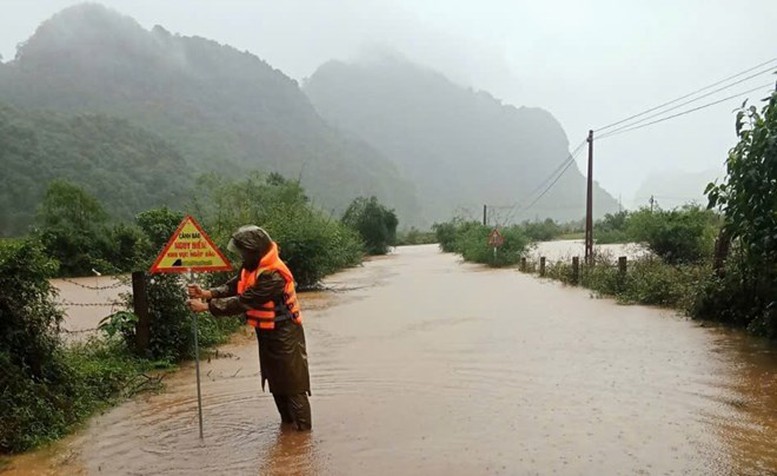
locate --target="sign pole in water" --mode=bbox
[488,228,503,264]
[190,269,204,440]
[149,216,233,439]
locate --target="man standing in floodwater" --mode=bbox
[186,225,312,431]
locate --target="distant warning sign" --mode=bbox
[488,228,504,248]
[149,215,232,273]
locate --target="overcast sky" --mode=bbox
[2,0,776,208]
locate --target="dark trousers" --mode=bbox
[272,393,312,431]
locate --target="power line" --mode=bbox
[598,81,775,140]
[501,153,577,225]
[595,57,777,132]
[504,152,580,224]
[500,138,586,224]
[598,67,776,135]
[519,159,577,214]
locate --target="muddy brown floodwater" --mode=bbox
[6,244,777,475]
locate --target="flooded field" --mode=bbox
[530,239,649,263]
[6,244,777,475]
[51,276,129,342]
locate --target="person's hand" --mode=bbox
[187,299,209,313]
[187,284,211,300]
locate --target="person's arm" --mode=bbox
[208,275,239,299]
[207,271,285,317]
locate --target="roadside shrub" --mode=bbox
[542,254,703,310]
[1,339,155,453]
[456,224,529,267]
[594,211,630,244]
[627,206,717,264]
[0,240,151,453]
[342,196,398,255]
[521,218,562,242]
[189,172,363,288]
[0,240,62,381]
[263,202,363,288]
[433,221,459,252]
[690,255,777,338]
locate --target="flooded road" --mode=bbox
[8,244,777,475]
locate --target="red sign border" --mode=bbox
[148,215,233,274]
[488,228,504,247]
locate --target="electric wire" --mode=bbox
[595,57,777,132]
[598,81,775,140]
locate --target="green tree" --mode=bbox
[627,206,716,265]
[136,207,185,255]
[37,179,107,230]
[705,86,777,336]
[594,211,630,244]
[342,196,398,255]
[35,180,110,276]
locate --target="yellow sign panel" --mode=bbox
[149,215,232,273]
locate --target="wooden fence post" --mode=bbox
[132,271,150,354]
[572,256,580,285]
[618,256,627,283]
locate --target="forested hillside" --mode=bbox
[0,103,190,235]
[0,4,418,232]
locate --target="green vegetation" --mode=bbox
[700,88,777,338]
[434,219,530,267]
[520,218,562,242]
[0,103,190,237]
[189,173,364,288]
[543,254,705,311]
[0,240,160,453]
[593,211,630,244]
[0,4,418,230]
[523,206,719,315]
[342,196,398,255]
[626,207,717,264]
[35,179,147,276]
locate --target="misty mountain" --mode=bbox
[304,56,620,225]
[0,3,418,229]
[0,102,190,234]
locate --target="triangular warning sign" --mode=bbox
[149,215,232,274]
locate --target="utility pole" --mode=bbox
[483,204,487,226]
[585,130,594,265]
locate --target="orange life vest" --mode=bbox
[236,242,302,330]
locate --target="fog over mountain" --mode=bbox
[0,4,418,231]
[305,55,619,224]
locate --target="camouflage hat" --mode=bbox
[228,225,272,257]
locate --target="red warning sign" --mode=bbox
[488,228,504,248]
[149,215,232,273]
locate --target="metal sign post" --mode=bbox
[193,312,204,439]
[189,268,204,440]
[488,228,504,264]
[148,215,233,440]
